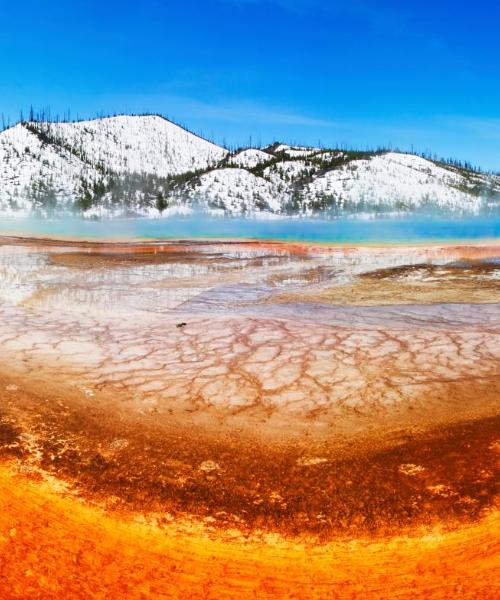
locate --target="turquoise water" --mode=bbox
[0,216,498,244]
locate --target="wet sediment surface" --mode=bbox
[1,368,499,539]
[0,237,499,597]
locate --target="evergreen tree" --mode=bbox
[156,191,168,214]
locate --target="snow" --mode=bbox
[302,152,490,214]
[190,168,280,214]
[45,115,227,176]
[264,160,313,182]
[0,115,227,214]
[273,144,321,157]
[0,122,95,214]
[0,116,498,218]
[227,148,272,169]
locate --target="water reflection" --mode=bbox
[1,241,498,318]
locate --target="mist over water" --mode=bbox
[0,215,498,243]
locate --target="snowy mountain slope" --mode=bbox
[301,152,489,214]
[0,115,498,218]
[43,115,227,175]
[263,159,315,182]
[0,122,96,214]
[0,115,227,215]
[226,148,272,169]
[188,168,281,214]
[271,144,321,157]
[169,151,499,217]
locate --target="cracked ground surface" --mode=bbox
[0,237,499,598]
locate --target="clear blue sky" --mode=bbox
[1,0,499,170]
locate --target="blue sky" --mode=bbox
[1,0,499,169]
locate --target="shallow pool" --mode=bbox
[0,215,499,243]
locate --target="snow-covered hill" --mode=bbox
[226,148,272,169]
[301,153,492,214]
[0,115,498,218]
[0,115,227,215]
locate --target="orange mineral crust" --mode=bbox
[0,237,499,598]
[0,467,498,600]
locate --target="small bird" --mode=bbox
[176,322,187,328]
